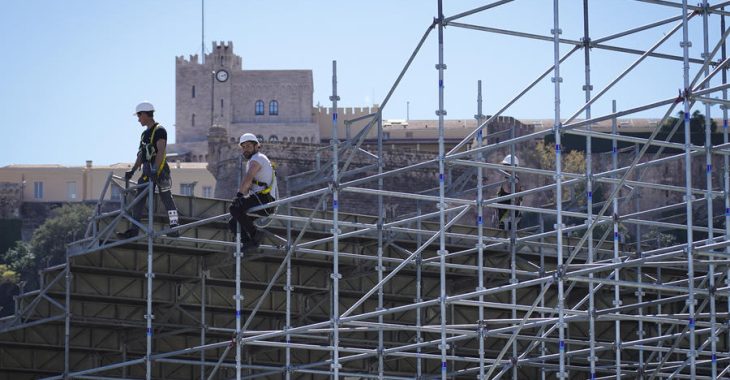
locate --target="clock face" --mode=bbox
[216,70,229,82]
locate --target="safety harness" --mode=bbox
[252,162,276,195]
[141,124,166,179]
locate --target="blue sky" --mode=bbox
[0,1,725,166]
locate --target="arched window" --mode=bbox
[303,137,309,143]
[191,113,195,127]
[269,135,279,143]
[269,100,279,115]
[256,134,264,142]
[192,85,196,98]
[296,137,302,143]
[255,100,264,115]
[282,137,288,143]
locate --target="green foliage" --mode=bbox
[0,219,22,256]
[1,204,92,287]
[641,227,677,249]
[29,204,92,268]
[661,110,717,135]
[2,241,34,274]
[0,264,18,284]
[534,141,587,205]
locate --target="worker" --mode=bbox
[229,133,277,248]
[496,154,522,231]
[117,101,180,239]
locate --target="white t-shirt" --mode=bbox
[247,152,277,199]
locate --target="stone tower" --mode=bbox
[173,41,320,162]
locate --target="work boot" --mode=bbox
[117,227,139,240]
[166,223,180,238]
[242,238,260,250]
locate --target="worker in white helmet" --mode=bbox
[229,133,278,248]
[117,101,180,239]
[496,154,522,231]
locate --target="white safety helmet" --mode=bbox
[501,154,519,166]
[239,133,259,145]
[134,101,155,115]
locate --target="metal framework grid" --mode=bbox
[1,0,730,379]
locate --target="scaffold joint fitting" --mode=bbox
[437,249,449,256]
[436,110,447,116]
[330,273,342,280]
[435,63,447,70]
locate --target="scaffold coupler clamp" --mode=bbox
[477,319,487,337]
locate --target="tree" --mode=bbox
[534,141,588,206]
[1,204,92,288]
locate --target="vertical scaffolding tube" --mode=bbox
[701,2,717,377]
[611,100,621,379]
[64,253,71,377]
[722,9,730,366]
[234,225,242,379]
[634,145,645,375]
[377,111,385,380]
[200,261,207,379]
[285,183,292,380]
[416,201,423,379]
[436,1,448,378]
[681,1,698,376]
[508,120,518,380]
[329,60,341,379]
[145,181,154,380]
[581,2,597,377]
[551,0,567,378]
[475,80,486,380]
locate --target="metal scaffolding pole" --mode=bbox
[436,1,448,379]
[145,180,154,380]
[681,1,698,377]
[701,2,718,378]
[611,100,622,379]
[329,59,342,379]
[582,1,597,377]
[475,79,487,380]
[551,0,567,378]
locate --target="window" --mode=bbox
[268,135,279,143]
[192,85,196,98]
[255,100,264,115]
[191,113,195,127]
[67,181,77,200]
[296,137,302,143]
[282,137,288,143]
[33,181,43,199]
[405,132,413,138]
[269,100,279,115]
[203,186,212,198]
[180,183,195,196]
[111,186,121,201]
[220,98,224,116]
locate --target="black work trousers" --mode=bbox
[228,192,275,240]
[132,172,177,221]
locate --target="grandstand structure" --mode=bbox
[2,0,730,379]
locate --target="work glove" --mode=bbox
[124,170,135,181]
[232,192,246,209]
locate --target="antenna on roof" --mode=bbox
[201,0,205,64]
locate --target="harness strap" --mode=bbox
[142,124,166,179]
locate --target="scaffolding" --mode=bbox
[2,0,730,378]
